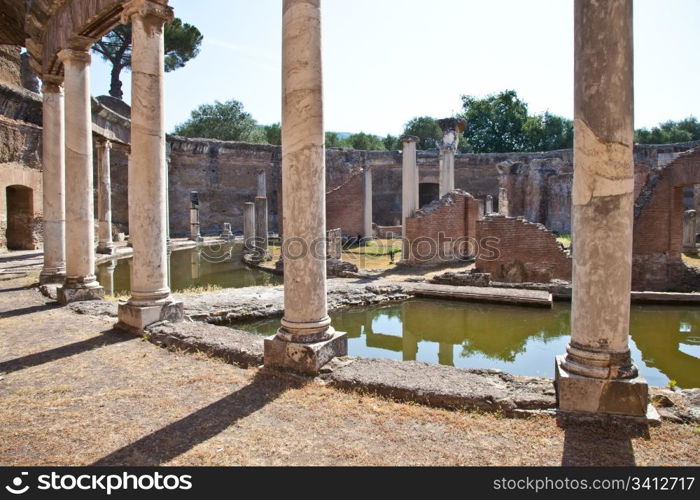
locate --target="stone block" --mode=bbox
[264,331,348,375]
[39,271,66,285]
[555,355,649,417]
[117,300,184,332]
[58,285,105,304]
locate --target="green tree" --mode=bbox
[93,18,203,99]
[173,100,264,142]
[523,112,573,152]
[402,116,443,150]
[460,90,529,153]
[326,132,344,148]
[345,132,386,151]
[263,123,281,145]
[382,134,400,151]
[635,117,700,144]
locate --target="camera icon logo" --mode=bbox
[5,472,29,495]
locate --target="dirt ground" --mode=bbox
[0,272,699,466]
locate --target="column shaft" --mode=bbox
[243,202,256,250]
[401,137,419,259]
[257,169,267,197]
[96,139,115,254]
[39,78,66,284]
[254,195,269,258]
[363,165,373,239]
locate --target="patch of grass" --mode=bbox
[668,379,678,389]
[173,284,223,295]
[556,233,571,247]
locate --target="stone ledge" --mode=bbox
[325,357,557,416]
[264,331,348,375]
[148,321,264,368]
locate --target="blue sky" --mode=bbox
[89,0,700,136]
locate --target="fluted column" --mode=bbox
[264,0,347,374]
[39,76,66,285]
[57,48,103,304]
[401,136,419,261]
[363,165,373,239]
[117,0,183,331]
[96,139,115,255]
[556,0,650,418]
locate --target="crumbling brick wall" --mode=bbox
[404,190,479,264]
[476,215,572,283]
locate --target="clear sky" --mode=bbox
[89,0,700,137]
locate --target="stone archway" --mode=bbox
[5,185,34,250]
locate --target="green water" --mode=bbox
[240,299,700,388]
[96,244,282,296]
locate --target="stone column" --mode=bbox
[556,0,650,418]
[498,187,509,216]
[39,76,66,285]
[485,195,494,215]
[96,139,116,255]
[477,199,485,220]
[264,0,347,374]
[56,48,104,304]
[401,136,420,260]
[222,222,233,240]
[437,118,466,197]
[165,148,171,246]
[683,209,697,253]
[257,169,267,197]
[190,247,201,280]
[363,165,373,239]
[97,259,116,297]
[243,202,256,251]
[189,191,202,242]
[254,195,269,259]
[117,0,183,331]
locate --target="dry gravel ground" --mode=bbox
[0,273,699,466]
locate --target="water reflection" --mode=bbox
[240,299,700,388]
[96,243,282,296]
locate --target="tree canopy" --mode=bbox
[173,100,264,142]
[92,18,203,99]
[402,116,443,150]
[635,117,700,144]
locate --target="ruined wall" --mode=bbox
[404,190,479,265]
[0,45,21,88]
[476,216,572,283]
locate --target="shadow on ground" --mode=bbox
[561,423,650,466]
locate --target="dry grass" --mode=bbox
[0,276,698,466]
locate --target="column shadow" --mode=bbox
[0,328,133,375]
[0,303,60,319]
[561,422,649,466]
[92,371,302,466]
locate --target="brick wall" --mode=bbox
[404,190,479,264]
[476,215,572,283]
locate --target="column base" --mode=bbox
[116,300,184,333]
[555,355,650,417]
[39,270,66,285]
[58,284,105,305]
[97,243,116,255]
[264,330,348,375]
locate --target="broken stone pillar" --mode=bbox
[401,136,420,261]
[96,139,116,255]
[222,222,233,240]
[326,228,342,260]
[97,259,116,297]
[56,48,104,304]
[437,118,466,198]
[363,165,373,239]
[556,0,651,419]
[257,169,267,197]
[255,195,269,259]
[498,187,509,216]
[117,0,183,331]
[477,199,485,220]
[485,195,494,215]
[189,191,203,242]
[39,76,66,285]
[264,0,347,374]
[683,209,697,254]
[243,202,255,251]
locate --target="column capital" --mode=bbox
[41,74,64,94]
[401,135,420,145]
[57,48,91,65]
[121,0,174,25]
[96,138,113,151]
[437,117,467,134]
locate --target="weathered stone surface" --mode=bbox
[148,321,263,368]
[326,358,556,415]
[117,300,184,333]
[58,285,105,305]
[431,271,491,287]
[69,299,119,318]
[264,330,348,375]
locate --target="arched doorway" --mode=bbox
[5,185,34,250]
[419,182,439,208]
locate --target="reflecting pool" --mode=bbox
[239,299,700,388]
[96,244,282,296]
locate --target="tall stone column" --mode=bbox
[257,169,267,197]
[254,195,269,259]
[485,195,494,215]
[57,48,104,304]
[117,0,183,331]
[363,165,373,239]
[556,0,650,418]
[498,187,509,216]
[683,209,697,254]
[243,202,256,251]
[401,136,419,260]
[437,118,466,197]
[96,139,116,255]
[189,191,202,242]
[264,0,347,374]
[39,76,66,285]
